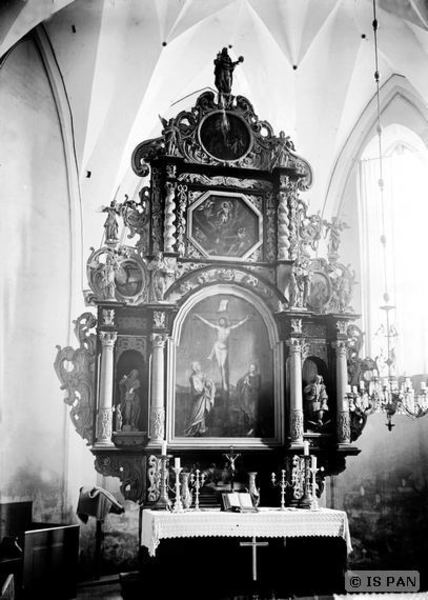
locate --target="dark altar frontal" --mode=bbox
[132,537,347,599]
[134,507,350,599]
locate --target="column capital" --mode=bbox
[99,330,118,346]
[331,339,348,355]
[150,333,168,348]
[286,337,307,354]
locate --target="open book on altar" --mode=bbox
[221,492,258,513]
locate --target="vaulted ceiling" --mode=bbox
[2,0,428,223]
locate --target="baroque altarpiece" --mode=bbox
[55,51,368,507]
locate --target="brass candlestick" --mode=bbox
[297,456,313,509]
[190,469,206,511]
[172,466,184,513]
[151,454,172,511]
[271,469,288,510]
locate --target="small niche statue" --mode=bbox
[303,374,329,431]
[118,369,141,432]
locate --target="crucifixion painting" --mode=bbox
[174,294,274,439]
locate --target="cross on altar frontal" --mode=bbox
[240,536,269,581]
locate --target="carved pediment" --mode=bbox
[131,91,312,187]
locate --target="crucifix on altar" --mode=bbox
[240,537,269,582]
[223,445,241,491]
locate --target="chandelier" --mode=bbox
[347,0,428,430]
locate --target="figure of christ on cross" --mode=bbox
[195,314,250,392]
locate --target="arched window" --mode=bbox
[359,124,428,377]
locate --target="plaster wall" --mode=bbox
[0,37,91,521]
[331,414,428,586]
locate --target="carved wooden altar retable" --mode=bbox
[55,49,369,506]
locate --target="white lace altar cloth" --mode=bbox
[141,508,352,557]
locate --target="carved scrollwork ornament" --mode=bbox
[94,455,145,502]
[121,188,150,253]
[54,312,97,444]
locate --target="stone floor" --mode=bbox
[76,576,122,600]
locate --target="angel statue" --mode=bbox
[102,199,121,243]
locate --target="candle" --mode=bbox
[346,384,351,394]
[359,380,365,390]
[174,457,181,469]
[421,381,426,390]
[303,441,309,455]
[161,440,167,456]
[352,385,358,394]
[311,455,317,470]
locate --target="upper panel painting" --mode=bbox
[188,191,262,260]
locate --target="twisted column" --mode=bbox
[287,338,306,446]
[96,331,118,446]
[277,190,290,260]
[149,333,168,442]
[288,192,299,261]
[332,340,351,444]
[163,180,177,253]
[176,184,188,257]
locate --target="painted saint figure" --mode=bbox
[195,314,250,391]
[185,362,216,437]
[237,363,261,436]
[119,369,141,431]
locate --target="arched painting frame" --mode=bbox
[167,284,284,448]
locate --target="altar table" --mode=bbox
[141,507,352,557]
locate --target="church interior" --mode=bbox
[2,1,428,599]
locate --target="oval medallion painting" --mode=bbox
[199,112,251,162]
